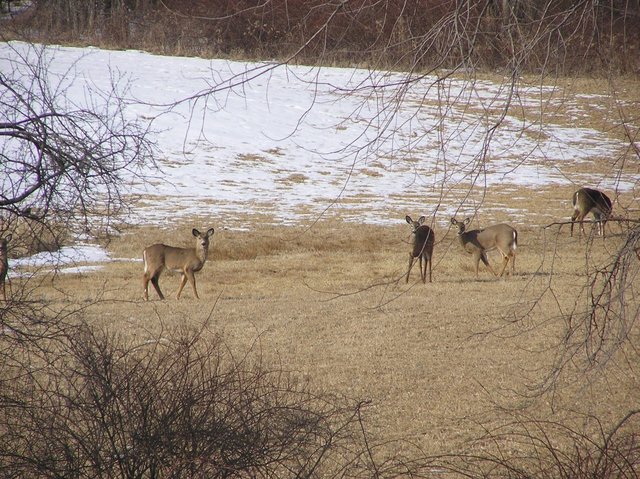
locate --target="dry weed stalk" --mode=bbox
[0,321,439,478]
[435,411,640,479]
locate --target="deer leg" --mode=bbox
[426,255,432,283]
[571,211,587,237]
[473,252,481,276]
[176,273,188,300]
[144,265,165,300]
[420,256,426,283]
[480,252,497,276]
[593,212,607,237]
[142,275,149,301]
[406,254,416,283]
[143,272,150,300]
[497,254,510,277]
[579,212,590,238]
[150,275,165,300]
[1,282,5,302]
[187,270,199,299]
[494,246,513,277]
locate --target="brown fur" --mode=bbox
[405,215,435,283]
[0,234,12,301]
[571,187,612,237]
[451,217,517,277]
[143,228,214,300]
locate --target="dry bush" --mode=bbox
[437,411,640,479]
[0,318,437,478]
[8,0,640,73]
[2,214,70,258]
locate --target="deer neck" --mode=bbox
[456,230,467,246]
[195,243,209,263]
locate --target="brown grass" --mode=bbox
[4,65,638,461]
[14,204,639,456]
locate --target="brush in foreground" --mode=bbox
[0,233,12,301]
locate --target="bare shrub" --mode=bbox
[542,226,640,389]
[436,411,640,479]
[0,321,435,478]
[0,43,161,475]
[0,42,156,249]
[9,1,640,73]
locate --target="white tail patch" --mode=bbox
[451,218,518,278]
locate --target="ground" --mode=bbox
[20,186,638,455]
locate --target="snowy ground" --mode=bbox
[1,42,635,270]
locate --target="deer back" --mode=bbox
[476,224,517,252]
[412,225,435,257]
[574,188,611,217]
[144,228,213,273]
[158,244,207,271]
[406,215,434,258]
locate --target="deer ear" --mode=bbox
[192,228,200,237]
[464,218,471,225]
[406,215,412,224]
[4,234,12,243]
[418,216,426,224]
[206,228,215,237]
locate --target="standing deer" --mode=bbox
[405,215,435,283]
[570,187,612,238]
[450,217,517,277]
[143,228,214,300]
[0,233,12,301]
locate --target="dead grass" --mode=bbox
[5,71,638,461]
[13,211,639,456]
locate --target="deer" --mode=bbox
[450,217,517,278]
[570,187,612,238]
[405,215,435,283]
[0,233,12,301]
[143,228,214,300]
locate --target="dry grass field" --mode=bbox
[3,68,638,472]
[2,15,639,473]
[16,180,638,459]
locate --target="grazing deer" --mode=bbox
[143,228,214,300]
[450,217,517,277]
[0,234,12,301]
[571,187,612,238]
[405,215,435,283]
